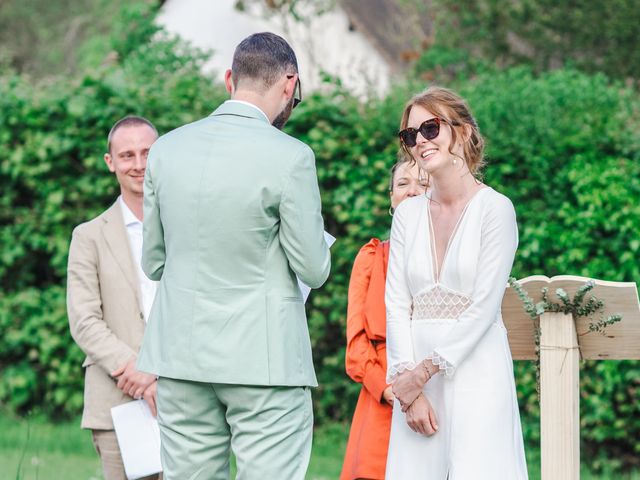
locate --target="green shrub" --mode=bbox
[0,8,225,417]
[0,286,84,416]
[289,67,640,470]
[430,0,640,82]
[286,79,408,421]
[0,16,639,472]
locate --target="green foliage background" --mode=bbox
[1,2,639,473]
[0,3,226,416]
[430,0,640,82]
[0,0,138,77]
[292,67,640,470]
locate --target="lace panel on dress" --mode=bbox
[412,284,472,321]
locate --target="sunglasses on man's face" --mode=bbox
[287,75,302,109]
[398,117,442,148]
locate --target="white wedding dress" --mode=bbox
[385,187,528,479]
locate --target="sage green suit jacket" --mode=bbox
[137,101,331,387]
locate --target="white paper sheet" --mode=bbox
[298,231,336,302]
[111,400,162,480]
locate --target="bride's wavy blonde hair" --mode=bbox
[399,86,485,178]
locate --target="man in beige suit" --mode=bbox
[67,116,160,480]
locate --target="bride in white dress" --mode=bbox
[385,86,528,479]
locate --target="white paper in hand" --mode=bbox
[298,231,336,302]
[111,400,162,479]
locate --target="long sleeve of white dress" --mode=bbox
[432,195,518,376]
[385,201,417,382]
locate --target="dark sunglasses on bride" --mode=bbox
[398,117,445,148]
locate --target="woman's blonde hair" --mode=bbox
[399,86,485,177]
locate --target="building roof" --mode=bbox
[340,0,434,71]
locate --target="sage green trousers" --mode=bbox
[156,377,313,480]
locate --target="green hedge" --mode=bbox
[430,0,640,81]
[464,68,640,469]
[288,68,640,469]
[0,6,226,416]
[0,16,639,471]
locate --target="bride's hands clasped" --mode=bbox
[405,393,438,436]
[391,360,439,411]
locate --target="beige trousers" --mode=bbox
[91,429,162,480]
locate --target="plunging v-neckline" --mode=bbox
[427,187,488,283]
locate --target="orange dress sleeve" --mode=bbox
[345,239,389,402]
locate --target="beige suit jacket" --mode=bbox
[67,201,147,429]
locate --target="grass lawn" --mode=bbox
[0,413,101,480]
[1,413,639,479]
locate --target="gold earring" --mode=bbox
[389,207,394,216]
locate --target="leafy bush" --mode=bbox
[430,0,640,82]
[0,287,83,415]
[289,67,640,470]
[0,7,226,417]
[0,12,639,472]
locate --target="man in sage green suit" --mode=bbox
[136,33,331,479]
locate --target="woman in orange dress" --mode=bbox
[341,159,428,480]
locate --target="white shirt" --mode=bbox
[119,196,158,322]
[224,100,270,122]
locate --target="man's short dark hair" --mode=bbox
[231,32,298,92]
[107,116,158,154]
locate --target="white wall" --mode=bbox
[156,0,391,96]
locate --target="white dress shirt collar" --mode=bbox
[119,196,141,226]
[224,100,270,123]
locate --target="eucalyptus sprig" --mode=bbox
[508,277,622,331]
[507,277,623,394]
[587,314,623,334]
